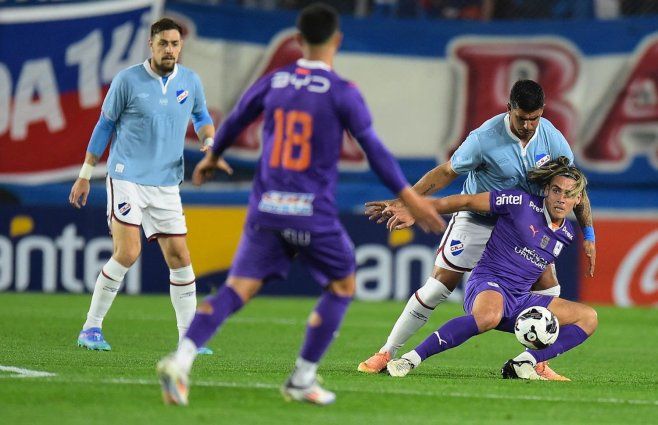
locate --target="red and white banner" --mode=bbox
[580,217,658,306]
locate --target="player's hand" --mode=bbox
[398,188,446,234]
[215,157,233,175]
[383,204,415,231]
[192,154,233,186]
[69,178,91,209]
[583,240,596,277]
[365,199,400,224]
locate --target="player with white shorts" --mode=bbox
[434,212,493,273]
[106,177,187,241]
[69,18,231,353]
[358,80,596,380]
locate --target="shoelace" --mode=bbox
[84,331,103,341]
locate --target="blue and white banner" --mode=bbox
[0,0,162,183]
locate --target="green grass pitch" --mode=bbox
[0,293,656,424]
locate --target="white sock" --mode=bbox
[174,337,198,375]
[83,258,129,330]
[380,277,452,356]
[402,350,422,368]
[169,265,197,343]
[513,350,537,366]
[290,357,318,388]
[531,285,561,297]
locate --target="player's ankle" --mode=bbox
[401,350,422,368]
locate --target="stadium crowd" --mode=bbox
[171,0,658,20]
[3,0,658,20]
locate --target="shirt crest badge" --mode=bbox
[176,89,189,104]
[535,153,551,167]
[553,241,564,256]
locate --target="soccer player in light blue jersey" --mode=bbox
[383,157,598,380]
[68,18,229,353]
[359,80,596,380]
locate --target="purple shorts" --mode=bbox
[229,221,356,287]
[463,275,553,333]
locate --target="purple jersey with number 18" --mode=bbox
[212,59,408,232]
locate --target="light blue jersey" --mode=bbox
[99,60,212,186]
[450,113,573,222]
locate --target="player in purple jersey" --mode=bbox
[382,157,598,380]
[156,3,444,406]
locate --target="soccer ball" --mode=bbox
[514,306,559,349]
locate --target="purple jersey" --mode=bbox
[212,59,408,231]
[469,189,576,296]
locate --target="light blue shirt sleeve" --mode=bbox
[101,72,127,122]
[86,113,115,157]
[87,73,125,157]
[191,74,213,132]
[542,121,574,164]
[554,133,575,164]
[450,133,483,174]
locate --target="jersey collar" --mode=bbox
[504,113,541,146]
[143,59,178,95]
[542,199,565,231]
[296,59,331,71]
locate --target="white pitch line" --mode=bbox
[0,365,56,378]
[8,374,655,407]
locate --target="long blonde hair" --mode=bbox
[528,156,587,198]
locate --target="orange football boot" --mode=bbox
[357,352,391,374]
[535,361,571,381]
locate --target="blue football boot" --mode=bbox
[196,346,214,355]
[77,327,111,351]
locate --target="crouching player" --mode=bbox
[383,157,598,380]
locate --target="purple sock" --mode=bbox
[185,285,244,348]
[414,315,479,361]
[528,324,589,363]
[299,291,352,363]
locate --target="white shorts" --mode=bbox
[106,177,187,241]
[435,212,495,272]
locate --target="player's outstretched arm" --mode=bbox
[574,189,596,277]
[412,161,460,197]
[432,192,491,215]
[69,152,99,209]
[385,192,490,231]
[364,161,459,224]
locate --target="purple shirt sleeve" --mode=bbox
[211,74,270,156]
[335,82,408,195]
[355,128,408,194]
[489,189,526,216]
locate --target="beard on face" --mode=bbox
[515,127,533,139]
[155,56,176,74]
